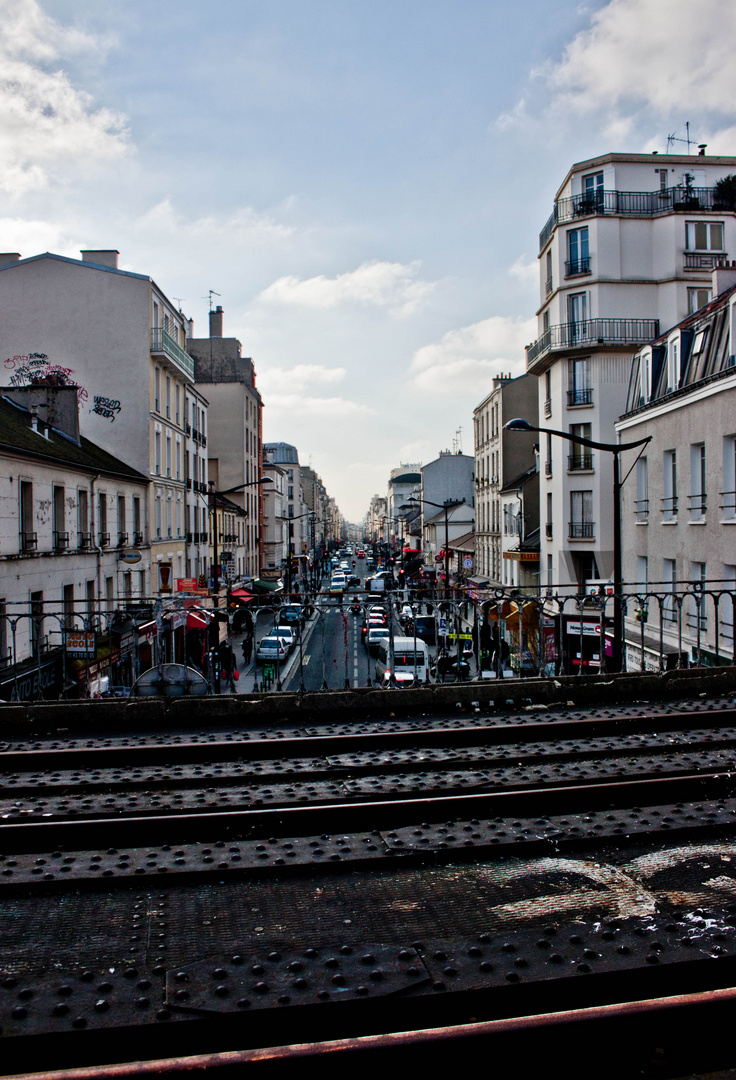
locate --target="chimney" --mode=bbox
[0,253,21,266]
[712,261,736,297]
[209,305,223,337]
[80,250,119,269]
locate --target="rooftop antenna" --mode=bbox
[454,425,463,454]
[203,289,221,312]
[173,297,185,312]
[666,122,698,154]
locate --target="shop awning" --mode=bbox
[186,610,210,630]
[230,588,254,601]
[251,578,283,593]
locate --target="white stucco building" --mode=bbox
[528,153,736,593]
[0,249,208,595]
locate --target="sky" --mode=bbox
[1,0,735,521]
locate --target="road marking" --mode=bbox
[303,655,310,666]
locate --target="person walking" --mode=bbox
[242,633,253,666]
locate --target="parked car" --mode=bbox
[365,626,390,654]
[413,614,437,645]
[273,625,296,652]
[256,636,288,663]
[280,605,304,628]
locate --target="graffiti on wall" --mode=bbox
[92,395,122,422]
[3,354,89,404]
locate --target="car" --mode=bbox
[255,636,288,663]
[280,605,304,628]
[365,626,390,654]
[273,625,296,652]
[398,604,414,627]
[347,575,361,588]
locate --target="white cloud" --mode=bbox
[257,364,346,397]
[495,98,529,133]
[0,215,81,258]
[257,260,435,317]
[0,0,128,196]
[134,198,294,248]
[509,255,538,284]
[407,315,536,397]
[264,394,374,418]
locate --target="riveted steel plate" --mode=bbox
[165,943,431,1013]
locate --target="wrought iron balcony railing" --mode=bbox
[684,252,729,270]
[565,257,591,277]
[527,319,659,367]
[568,521,595,539]
[568,453,594,471]
[150,328,194,379]
[567,387,593,406]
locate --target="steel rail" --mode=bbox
[2,707,736,771]
[0,767,733,854]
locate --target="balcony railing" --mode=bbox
[688,493,707,518]
[539,186,725,251]
[544,397,552,417]
[150,328,194,379]
[634,498,649,522]
[565,257,591,277]
[569,521,595,539]
[568,453,594,471]
[545,523,553,539]
[53,531,68,551]
[661,495,678,518]
[545,460,553,478]
[133,532,144,546]
[78,532,92,549]
[684,252,729,270]
[527,318,659,367]
[567,387,593,406]
[545,277,553,296]
[20,531,37,552]
[118,532,128,547]
[99,532,110,547]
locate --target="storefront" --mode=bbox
[0,650,64,702]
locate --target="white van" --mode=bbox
[375,636,430,687]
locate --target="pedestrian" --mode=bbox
[242,634,252,665]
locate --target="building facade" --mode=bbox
[528,153,736,593]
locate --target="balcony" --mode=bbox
[527,318,659,368]
[539,186,725,252]
[133,532,144,546]
[569,521,595,539]
[20,531,37,552]
[99,532,110,547]
[118,532,128,548]
[684,252,729,270]
[78,532,92,549]
[53,531,68,551]
[568,453,594,471]
[565,257,591,277]
[150,328,194,379]
[567,387,594,406]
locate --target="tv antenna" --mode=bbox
[666,123,699,154]
[203,289,221,312]
[173,297,185,312]
[453,425,463,454]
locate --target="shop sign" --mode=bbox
[65,630,96,655]
[260,568,281,580]
[463,557,473,569]
[119,631,136,654]
[0,653,63,702]
[177,578,198,592]
[118,549,142,564]
[169,610,187,631]
[565,620,602,636]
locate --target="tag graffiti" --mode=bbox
[3,353,88,403]
[92,395,122,421]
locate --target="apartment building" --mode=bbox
[0,248,206,595]
[528,153,736,592]
[616,265,736,669]
[0,385,149,699]
[188,307,263,580]
[473,373,538,583]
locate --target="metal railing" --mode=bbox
[684,252,729,270]
[527,319,659,366]
[20,532,37,551]
[53,531,68,551]
[568,453,594,471]
[539,186,724,251]
[544,398,552,417]
[99,532,110,547]
[568,521,595,539]
[150,328,194,379]
[565,257,591,277]
[545,277,553,296]
[545,523,553,539]
[567,387,594,406]
[634,498,649,522]
[688,493,707,518]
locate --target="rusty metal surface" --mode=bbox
[3,691,736,1076]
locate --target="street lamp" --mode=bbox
[407,496,465,599]
[209,476,273,604]
[503,418,650,672]
[279,510,318,599]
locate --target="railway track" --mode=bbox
[3,686,736,1077]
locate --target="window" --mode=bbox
[583,171,604,210]
[98,492,108,545]
[20,480,34,550]
[53,486,66,549]
[639,349,651,404]
[569,490,594,538]
[165,375,171,418]
[567,293,588,344]
[688,288,712,314]
[546,491,553,539]
[77,489,88,543]
[155,431,161,475]
[63,583,75,628]
[569,423,592,469]
[133,497,141,540]
[568,357,592,405]
[636,457,648,521]
[689,443,706,519]
[637,556,648,589]
[547,554,553,588]
[166,493,173,538]
[663,559,678,623]
[154,367,160,412]
[566,227,589,275]
[166,435,172,477]
[117,495,126,544]
[689,562,707,630]
[545,250,552,294]
[686,221,724,251]
[722,436,736,518]
[543,309,550,333]
[663,450,677,520]
[667,339,679,392]
[155,492,162,538]
[175,384,180,425]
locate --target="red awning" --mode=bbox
[230,589,254,601]
[186,610,210,630]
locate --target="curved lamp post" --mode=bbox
[407,496,465,599]
[503,418,650,672]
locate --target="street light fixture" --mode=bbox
[503,418,650,672]
[407,496,465,598]
[209,476,273,603]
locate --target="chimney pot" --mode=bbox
[0,253,21,267]
[80,249,119,269]
[209,305,224,337]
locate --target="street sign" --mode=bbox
[566,620,602,636]
[463,557,473,569]
[118,548,142,564]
